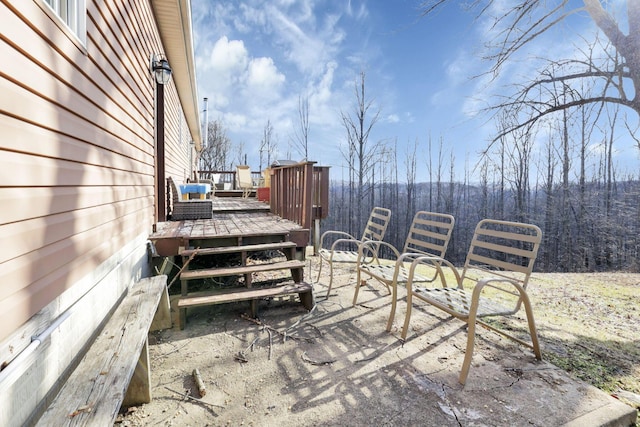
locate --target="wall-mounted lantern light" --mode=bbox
[151,56,172,85]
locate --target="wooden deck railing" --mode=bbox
[198,163,330,231]
[312,165,330,220]
[270,162,329,229]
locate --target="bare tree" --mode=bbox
[293,94,310,160]
[426,133,433,211]
[540,131,557,270]
[420,1,640,146]
[199,119,231,172]
[232,141,246,168]
[259,120,277,170]
[478,158,490,220]
[434,137,445,212]
[498,110,535,222]
[340,71,381,233]
[405,139,418,227]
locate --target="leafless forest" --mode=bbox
[321,2,640,274]
[199,2,640,274]
[322,177,640,273]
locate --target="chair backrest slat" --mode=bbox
[462,219,542,289]
[402,211,455,257]
[361,207,392,242]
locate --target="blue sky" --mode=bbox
[191,0,639,182]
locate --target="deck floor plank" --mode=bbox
[150,198,306,257]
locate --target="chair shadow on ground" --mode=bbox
[265,266,464,425]
[143,260,638,426]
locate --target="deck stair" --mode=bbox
[177,239,313,328]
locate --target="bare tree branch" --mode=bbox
[420,1,640,155]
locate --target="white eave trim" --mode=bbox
[152,0,202,149]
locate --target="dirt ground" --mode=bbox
[116,258,640,426]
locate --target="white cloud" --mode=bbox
[209,36,248,76]
[221,112,248,129]
[311,61,336,105]
[246,57,286,94]
[346,0,368,20]
[262,4,345,76]
[385,114,400,124]
[192,1,389,168]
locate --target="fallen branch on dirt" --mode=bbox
[164,386,224,409]
[284,305,317,333]
[354,343,395,363]
[234,336,260,363]
[156,341,191,359]
[354,353,380,363]
[504,367,561,373]
[307,323,324,337]
[192,368,206,397]
[301,351,336,366]
[240,314,306,342]
[234,352,249,363]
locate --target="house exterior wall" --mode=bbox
[0,0,198,425]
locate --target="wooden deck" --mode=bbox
[150,197,308,257]
[150,196,313,326]
[208,196,270,213]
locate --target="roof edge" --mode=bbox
[153,0,202,149]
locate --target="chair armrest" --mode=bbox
[397,251,433,264]
[474,277,525,293]
[358,240,399,263]
[406,255,462,290]
[470,277,528,313]
[319,230,356,248]
[329,237,363,253]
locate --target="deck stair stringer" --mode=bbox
[177,238,313,329]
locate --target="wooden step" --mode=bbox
[177,282,313,308]
[180,259,305,281]
[180,241,296,257]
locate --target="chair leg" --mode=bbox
[352,268,362,306]
[459,310,479,385]
[315,256,324,283]
[386,281,398,332]
[401,291,413,340]
[325,261,335,298]
[521,292,543,360]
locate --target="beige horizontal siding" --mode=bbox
[0,58,152,163]
[0,196,153,267]
[0,186,149,224]
[0,208,150,342]
[87,0,154,112]
[0,150,152,187]
[0,117,153,182]
[0,0,195,344]
[2,2,154,141]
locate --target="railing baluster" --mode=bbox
[198,164,329,231]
